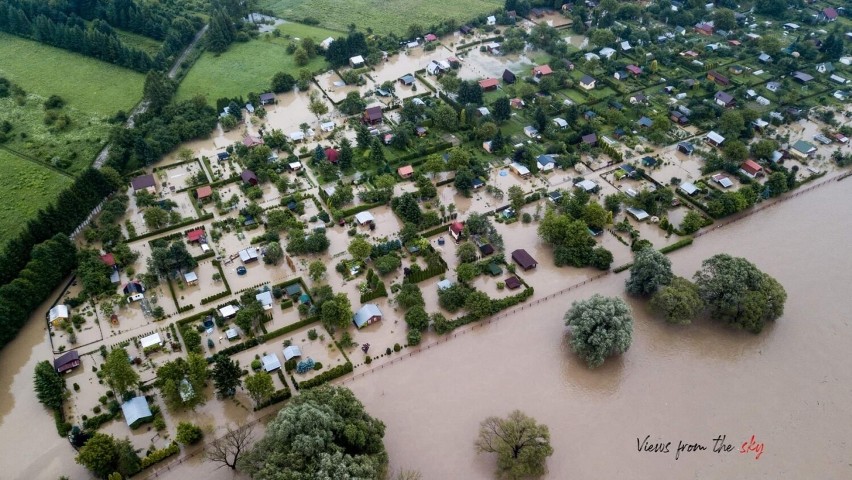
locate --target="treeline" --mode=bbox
[0,169,116,286]
[0,0,202,72]
[0,234,77,349]
[106,96,217,175]
[206,0,253,54]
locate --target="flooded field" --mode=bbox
[344,177,852,478]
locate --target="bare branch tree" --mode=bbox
[205,423,255,470]
[393,469,423,480]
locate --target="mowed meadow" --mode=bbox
[0,151,73,246]
[258,0,503,36]
[0,32,145,116]
[176,23,336,102]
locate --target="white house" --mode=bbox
[579,75,596,90]
[355,211,375,225]
[537,154,556,172]
[320,37,334,49]
[354,304,382,328]
[576,179,598,192]
[523,125,540,139]
[349,55,365,68]
[599,47,616,59]
[553,117,568,129]
[283,345,302,361]
[261,353,281,372]
[140,333,163,350]
[486,15,496,26]
[679,182,699,195]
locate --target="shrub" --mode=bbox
[307,329,318,340]
[365,355,372,364]
[154,416,166,431]
[176,422,204,445]
[251,359,262,370]
[140,442,180,468]
[73,383,80,391]
[313,362,323,370]
[298,362,353,389]
[407,329,422,346]
[93,406,102,414]
[393,343,401,352]
[386,347,392,355]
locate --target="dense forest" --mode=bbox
[0,0,203,72]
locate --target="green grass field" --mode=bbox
[258,0,502,36]
[0,96,112,175]
[176,35,328,102]
[0,150,72,246]
[0,33,145,116]
[276,22,345,41]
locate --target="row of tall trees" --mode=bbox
[0,168,116,285]
[0,234,77,349]
[0,0,201,72]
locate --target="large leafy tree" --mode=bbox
[693,254,787,333]
[34,360,66,410]
[625,247,673,296]
[321,293,353,331]
[565,294,633,368]
[239,386,387,478]
[212,356,242,398]
[475,410,554,479]
[76,434,140,478]
[102,347,139,394]
[348,237,372,262]
[538,211,598,267]
[156,353,209,409]
[650,277,704,325]
[395,283,424,310]
[244,371,275,407]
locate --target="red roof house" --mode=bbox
[532,65,553,77]
[325,148,339,163]
[425,33,438,42]
[196,185,213,201]
[187,228,205,243]
[478,78,499,91]
[626,65,642,75]
[241,170,259,186]
[449,222,464,242]
[740,160,764,178]
[243,135,264,148]
[100,253,116,267]
[397,165,414,179]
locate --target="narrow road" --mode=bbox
[93,24,208,169]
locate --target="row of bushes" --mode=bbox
[254,388,292,411]
[297,362,353,390]
[55,410,72,437]
[129,213,215,241]
[140,442,180,469]
[444,287,535,332]
[82,411,119,431]
[403,262,447,284]
[177,304,195,313]
[192,250,215,262]
[420,223,451,238]
[612,263,633,274]
[359,281,388,303]
[659,237,694,254]
[280,299,293,309]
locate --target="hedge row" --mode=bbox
[403,263,447,284]
[280,299,294,309]
[297,362,353,390]
[659,237,694,254]
[254,388,292,411]
[612,263,633,273]
[420,223,451,238]
[444,287,535,332]
[82,411,119,431]
[129,213,214,242]
[177,304,195,313]
[54,410,72,437]
[193,250,215,262]
[140,442,180,469]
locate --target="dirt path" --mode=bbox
[93,24,208,169]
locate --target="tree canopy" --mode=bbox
[239,386,387,479]
[475,410,554,480]
[625,247,673,296]
[102,347,139,394]
[34,360,66,411]
[565,294,633,368]
[693,254,786,333]
[650,277,704,325]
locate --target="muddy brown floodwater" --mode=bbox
[1,179,850,480]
